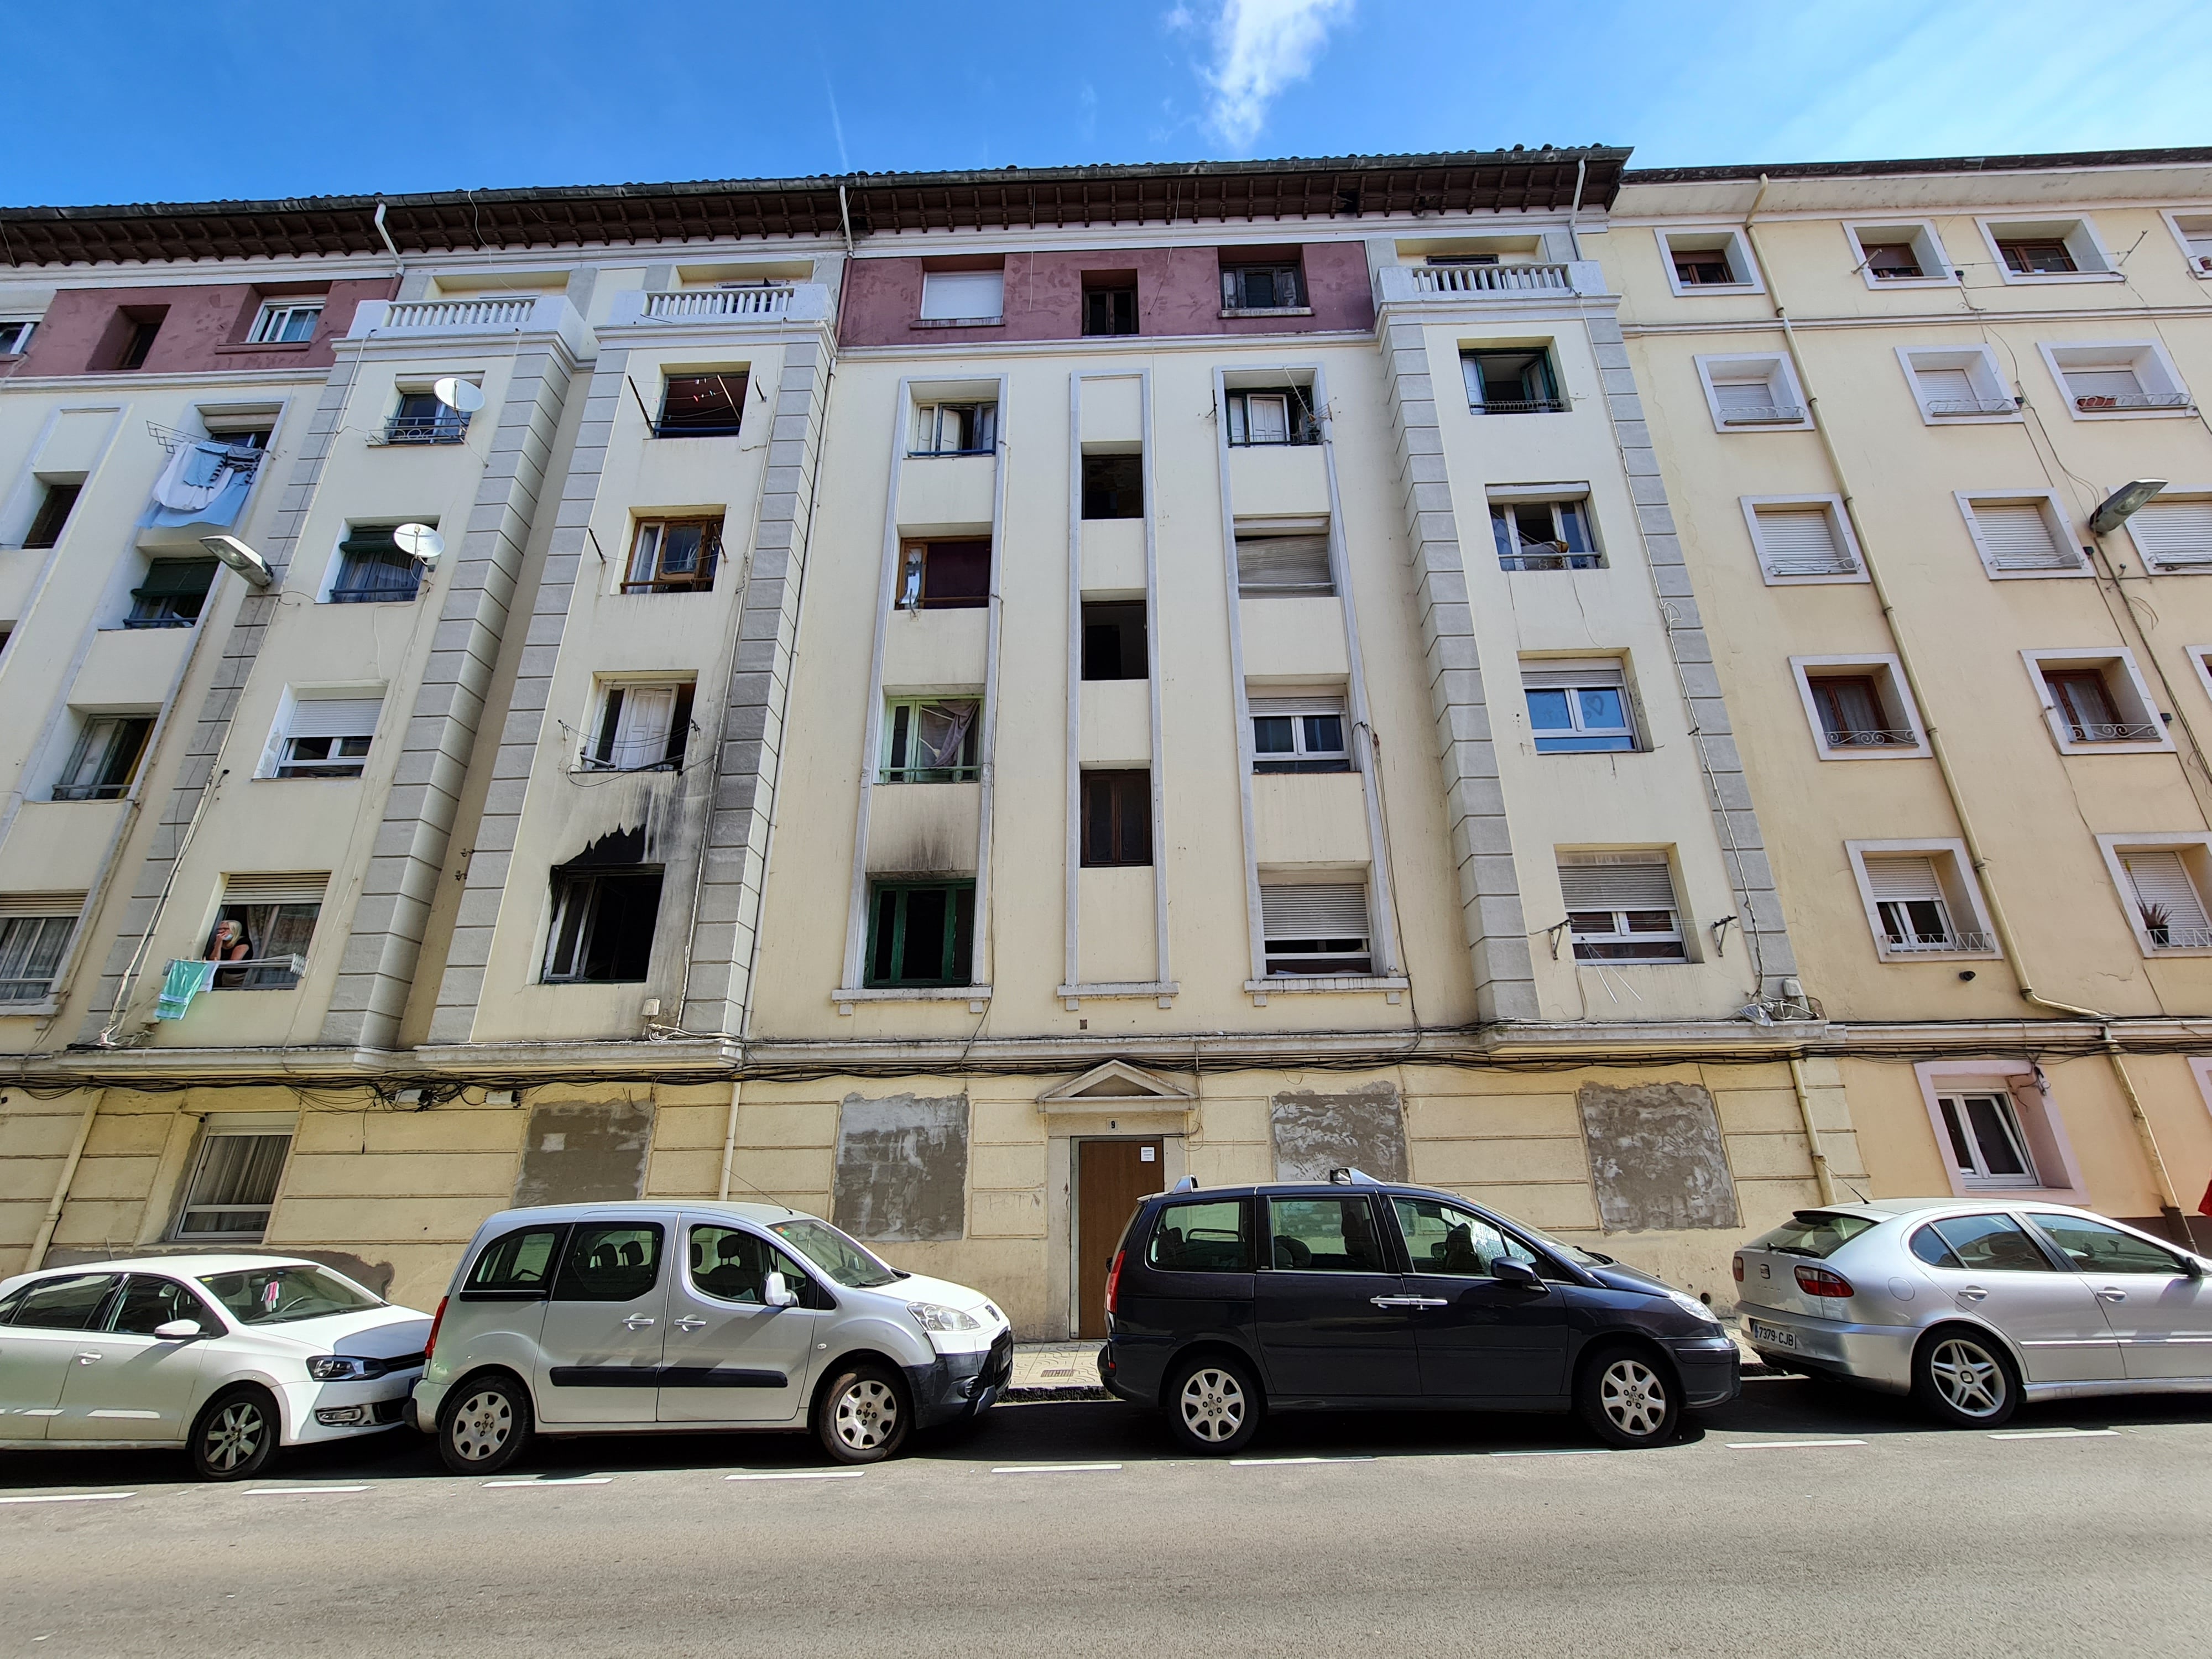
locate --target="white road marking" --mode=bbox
[1229,1455,1374,1466]
[0,1492,135,1505]
[484,1477,614,1487]
[1726,1438,1869,1450]
[1990,1427,2121,1440]
[726,1469,866,1481]
[990,1463,1121,1475]
[1489,1448,1614,1457]
[247,1485,371,1495]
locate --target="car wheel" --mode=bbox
[1913,1328,2018,1428]
[1165,1354,1261,1455]
[190,1386,279,1481]
[816,1364,911,1464]
[437,1373,533,1475]
[1576,1345,1681,1448]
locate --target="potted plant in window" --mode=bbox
[2138,900,2173,948]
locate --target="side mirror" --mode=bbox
[763,1272,800,1309]
[154,1319,207,1340]
[1490,1258,1542,1287]
[2185,1255,2206,1280]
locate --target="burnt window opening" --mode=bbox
[586,682,695,772]
[1082,453,1142,520]
[1081,602,1148,681]
[625,517,723,595]
[865,881,975,988]
[1082,279,1138,336]
[881,698,980,783]
[896,539,990,611]
[1081,770,1152,868]
[126,559,218,629]
[544,867,664,983]
[657,373,748,437]
[23,482,81,549]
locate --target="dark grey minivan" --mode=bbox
[1097,1172,1739,1451]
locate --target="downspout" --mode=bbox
[1564,157,1587,260]
[374,200,404,280]
[26,1090,106,1270]
[1786,1057,1837,1206]
[837,185,856,258]
[98,764,227,1045]
[1742,178,2188,1237]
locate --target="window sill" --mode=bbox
[214,340,314,355]
[1245,975,1407,1006]
[0,997,60,1016]
[911,317,1005,330]
[1220,306,1313,319]
[1058,980,1180,1010]
[1995,271,2122,285]
[834,985,992,1014]
[1863,274,1958,289]
[1814,738,1932,762]
[1668,284,1759,297]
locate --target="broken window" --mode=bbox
[23,482,81,549]
[544,868,664,983]
[1221,263,1304,311]
[656,372,748,437]
[865,881,975,988]
[896,539,990,611]
[1235,526,1334,596]
[126,558,218,628]
[1224,389,1319,446]
[329,525,425,603]
[585,682,695,772]
[53,715,153,801]
[1083,278,1138,336]
[1081,602,1147,680]
[1462,349,1563,414]
[1260,883,1372,976]
[1082,453,1142,520]
[1081,770,1152,868]
[881,698,980,782]
[912,400,997,455]
[1250,696,1350,774]
[625,517,723,594]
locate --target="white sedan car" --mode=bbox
[0,1255,432,1480]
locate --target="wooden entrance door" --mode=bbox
[1077,1139,1165,1339]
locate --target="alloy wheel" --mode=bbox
[1929,1337,2007,1418]
[834,1379,900,1451]
[1177,1367,1247,1443]
[201,1399,267,1474]
[1597,1358,1670,1440]
[448,1390,514,1462]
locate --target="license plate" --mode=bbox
[1747,1319,1798,1350]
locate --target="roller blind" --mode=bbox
[1557,859,1674,910]
[919,271,1003,320]
[1712,379,1777,410]
[1260,884,1369,938]
[0,891,85,919]
[2120,851,2210,932]
[2063,367,2144,399]
[286,697,381,740]
[1236,534,1333,594]
[222,872,330,907]
[2129,500,2212,568]
[1248,695,1345,716]
[1752,506,1855,577]
[1522,661,1625,691]
[1864,855,1944,902]
[1916,367,1976,402]
[1971,501,2076,571]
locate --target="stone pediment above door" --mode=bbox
[1037,1060,1198,1116]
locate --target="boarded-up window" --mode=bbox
[833,1093,969,1243]
[512,1102,656,1208]
[1576,1082,1740,1232]
[1270,1083,1406,1183]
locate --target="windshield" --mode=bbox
[1510,1220,1613,1269]
[768,1219,900,1289]
[198,1264,383,1326]
[1750,1211,1881,1260]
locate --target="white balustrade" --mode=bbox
[643,286,795,320]
[381,297,540,331]
[1411,263,1573,294]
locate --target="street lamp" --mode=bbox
[2088,479,2166,536]
[199,534,273,588]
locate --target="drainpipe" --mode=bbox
[2101,1032,2188,1240]
[25,1090,106,1270]
[1741,178,2188,1235]
[1786,1057,1837,1206]
[373,200,404,280]
[1564,157,1588,260]
[98,764,227,1045]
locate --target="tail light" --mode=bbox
[1795,1266,1853,1298]
[424,1295,448,1362]
[1732,1255,1745,1283]
[1104,1250,1126,1320]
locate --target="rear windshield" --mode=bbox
[1750,1212,1881,1260]
[197,1264,383,1326]
[769,1219,899,1289]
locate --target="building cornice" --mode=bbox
[1621,147,2212,187]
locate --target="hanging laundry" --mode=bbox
[154,957,216,1021]
[140,441,260,530]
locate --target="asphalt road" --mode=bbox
[3,1379,2209,1658]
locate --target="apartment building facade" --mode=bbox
[0,145,2201,1339]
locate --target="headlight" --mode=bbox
[907,1302,981,1334]
[1662,1290,1722,1326]
[306,1355,372,1381]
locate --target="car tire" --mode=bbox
[190,1385,280,1482]
[816,1364,911,1464]
[1575,1344,1681,1448]
[437,1372,533,1475]
[1912,1327,2019,1428]
[1164,1354,1262,1455]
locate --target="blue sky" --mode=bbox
[4,0,2209,206]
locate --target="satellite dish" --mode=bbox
[392,523,445,565]
[432,377,486,414]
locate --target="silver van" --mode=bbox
[411,1201,1013,1472]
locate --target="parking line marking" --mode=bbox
[1229,1455,1375,1467]
[1725,1438,1869,1449]
[990,1463,1121,1475]
[0,1492,134,1505]
[483,1477,614,1487]
[1990,1428,2121,1440]
[726,1470,866,1481]
[247,1485,371,1495]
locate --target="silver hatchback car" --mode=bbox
[1735,1198,2212,1426]
[413,1201,1013,1472]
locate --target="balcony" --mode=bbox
[1882,931,1997,955]
[380,411,471,446]
[2074,392,2193,413]
[346,294,591,357]
[603,283,832,330]
[1718,401,1808,426]
[1377,262,1608,306]
[1822,727,1919,749]
[1927,397,2020,418]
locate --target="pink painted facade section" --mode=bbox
[9,278,394,377]
[838,242,1375,348]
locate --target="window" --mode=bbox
[1392,1197,1537,1277]
[1558,855,1683,962]
[1082,278,1138,336]
[328,526,425,603]
[385,389,469,445]
[109,1276,217,1337]
[112,310,165,371]
[1916,1214,2051,1270]
[212,873,326,989]
[912,400,997,456]
[0,900,80,1002]
[1259,883,1371,976]
[466,1227,565,1297]
[1846,222,1952,286]
[2038,342,2193,417]
[2002,238,2073,275]
[1958,494,2084,577]
[880,697,979,782]
[543,867,664,983]
[2023,651,2166,749]
[1235,524,1334,594]
[1462,349,1563,414]
[1489,494,1600,571]
[2115,848,2212,951]
[656,372,747,437]
[1850,847,1996,957]
[2126,496,2212,571]
[918,270,1004,323]
[864,880,975,988]
[2169,211,2212,276]
[248,300,322,345]
[1146,1199,1252,1272]
[174,1128,293,1239]
[896,539,989,610]
[1523,661,1635,753]
[263,695,380,780]
[1658,229,1759,293]
[583,682,693,773]
[625,517,723,594]
[126,558,218,628]
[53,714,153,800]
[690,1224,821,1306]
[0,319,35,355]
[1266,1196,1387,1271]
[2031,1213,2185,1276]
[1982,218,2114,282]
[1937,1099,2038,1188]
[1220,262,1304,312]
[1897,346,2017,421]
[1081,770,1151,868]
[1697,354,1809,429]
[1250,696,1348,773]
[10,1274,119,1329]
[552,1223,664,1302]
[1224,389,1319,446]
[23,482,80,549]
[1081,602,1147,680]
[1792,658,1924,757]
[1743,498,1861,582]
[1082,453,1142,519]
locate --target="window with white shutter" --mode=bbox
[2127,499,2212,570]
[1864,856,1963,952]
[0,893,84,1003]
[2041,342,2192,415]
[1900,346,2017,421]
[918,270,1004,322]
[273,695,382,779]
[2119,850,2212,950]
[585,682,695,773]
[1702,355,1804,426]
[1557,856,1684,962]
[1962,497,2081,575]
[1260,883,1371,976]
[1747,502,1858,580]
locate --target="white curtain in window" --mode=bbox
[913,702,975,769]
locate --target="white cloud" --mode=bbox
[1187,0,1356,151]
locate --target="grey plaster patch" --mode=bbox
[1577,1082,1740,1232]
[833,1093,969,1243]
[1271,1082,1407,1183]
[512,1101,655,1207]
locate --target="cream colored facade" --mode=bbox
[0,147,2201,1341]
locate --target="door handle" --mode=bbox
[671,1316,707,1332]
[621,1315,658,1331]
[1369,1296,1445,1309]
[1958,1288,1987,1302]
[75,1351,102,1364]
[2099,1289,2127,1302]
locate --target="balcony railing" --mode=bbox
[1472,397,1569,415]
[2066,722,2163,743]
[345,295,588,353]
[381,413,471,446]
[1412,263,1573,294]
[1927,397,2020,417]
[2074,392,2193,412]
[645,286,795,320]
[208,953,308,991]
[2147,927,2212,951]
[1719,402,1808,425]
[1500,548,1603,571]
[1822,727,1919,748]
[385,298,538,331]
[1884,931,1997,954]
